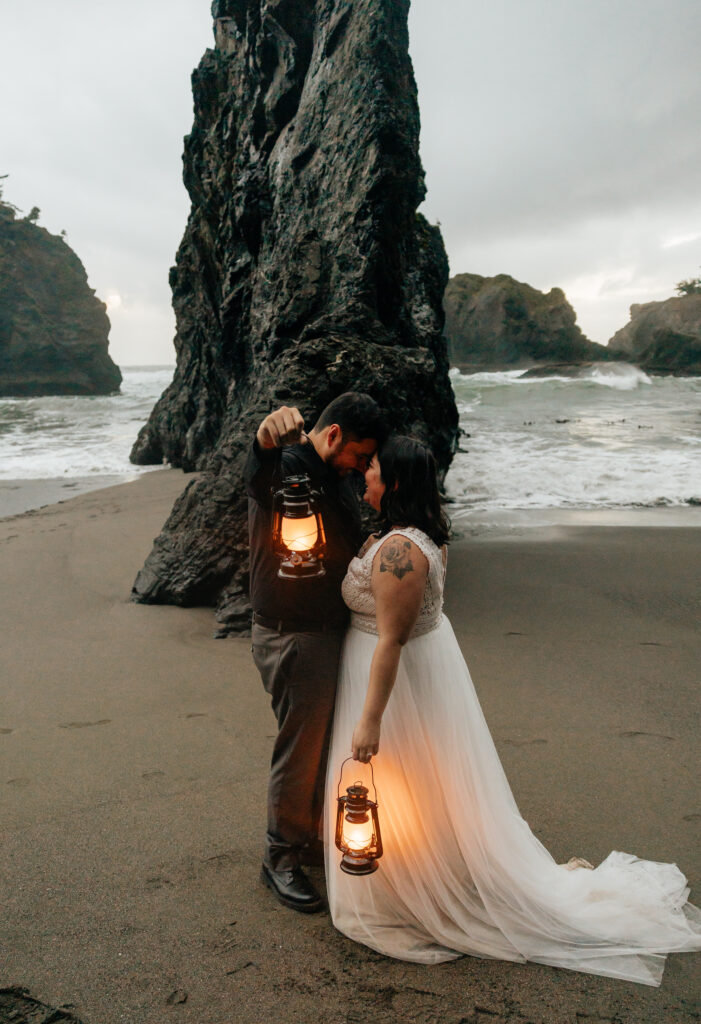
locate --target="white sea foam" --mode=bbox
[447,367,701,511]
[1,364,699,513]
[0,367,173,479]
[450,362,652,390]
[580,363,652,389]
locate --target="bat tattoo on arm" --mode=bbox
[379,541,414,580]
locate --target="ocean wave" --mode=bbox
[445,394,701,512]
[450,362,652,390]
[575,364,651,390]
[449,368,524,386]
[2,366,699,514]
[0,368,172,479]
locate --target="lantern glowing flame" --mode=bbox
[280,513,319,553]
[335,759,383,875]
[343,813,374,852]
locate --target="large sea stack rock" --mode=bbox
[608,294,701,375]
[130,0,458,633]
[0,203,121,396]
[444,272,617,371]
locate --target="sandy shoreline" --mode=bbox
[0,471,167,519]
[1,470,699,1023]
[4,470,701,529]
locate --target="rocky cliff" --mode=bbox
[608,294,701,375]
[444,273,617,371]
[0,202,121,396]
[130,0,458,633]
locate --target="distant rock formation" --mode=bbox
[130,0,458,633]
[608,294,701,375]
[0,201,121,396]
[444,273,618,371]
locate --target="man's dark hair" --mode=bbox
[377,434,451,547]
[314,392,387,445]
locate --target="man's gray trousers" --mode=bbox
[252,622,344,871]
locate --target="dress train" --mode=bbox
[324,614,701,985]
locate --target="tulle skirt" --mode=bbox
[324,616,701,985]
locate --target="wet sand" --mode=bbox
[0,472,165,519]
[0,470,699,1023]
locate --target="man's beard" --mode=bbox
[327,451,350,476]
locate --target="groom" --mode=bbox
[245,392,386,912]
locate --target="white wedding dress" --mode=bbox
[324,527,701,985]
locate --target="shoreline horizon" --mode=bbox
[3,471,701,528]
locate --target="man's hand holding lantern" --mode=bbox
[257,406,307,450]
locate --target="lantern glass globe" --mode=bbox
[281,513,319,552]
[344,815,374,852]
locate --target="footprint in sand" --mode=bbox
[503,738,547,747]
[146,875,174,889]
[59,719,111,729]
[619,730,674,741]
[575,1015,618,1024]
[225,962,254,977]
[203,852,236,868]
[166,990,188,1006]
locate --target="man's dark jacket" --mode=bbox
[244,439,363,628]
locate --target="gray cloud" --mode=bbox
[410,0,701,341]
[2,0,700,361]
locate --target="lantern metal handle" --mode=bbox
[337,756,379,804]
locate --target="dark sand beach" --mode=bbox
[0,473,162,519]
[1,469,699,1023]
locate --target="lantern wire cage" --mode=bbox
[335,756,383,874]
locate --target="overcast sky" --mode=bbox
[2,0,700,366]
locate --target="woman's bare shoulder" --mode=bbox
[371,533,429,581]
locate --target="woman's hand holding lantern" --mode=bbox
[352,715,380,764]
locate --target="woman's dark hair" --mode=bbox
[377,434,451,547]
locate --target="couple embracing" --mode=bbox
[245,392,701,984]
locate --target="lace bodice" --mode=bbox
[341,526,446,638]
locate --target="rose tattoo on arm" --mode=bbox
[379,541,414,580]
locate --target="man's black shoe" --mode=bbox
[260,862,324,913]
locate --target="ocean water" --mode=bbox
[0,367,173,480]
[447,363,701,514]
[0,363,699,514]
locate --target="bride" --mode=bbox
[324,434,701,985]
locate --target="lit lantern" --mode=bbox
[335,758,383,875]
[271,473,326,579]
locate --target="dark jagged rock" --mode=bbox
[0,203,121,396]
[130,0,458,633]
[607,294,701,375]
[0,986,86,1023]
[444,272,620,371]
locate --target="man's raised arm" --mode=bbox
[244,405,308,504]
